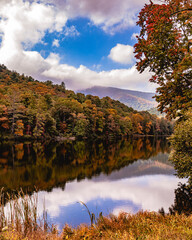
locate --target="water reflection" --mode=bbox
[0,137,189,227]
[160,145,192,216]
[37,174,186,228]
[0,137,170,192]
[168,183,192,215]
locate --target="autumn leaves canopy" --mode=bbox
[134,0,192,119]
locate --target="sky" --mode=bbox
[0,0,158,92]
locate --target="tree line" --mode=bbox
[0,64,173,139]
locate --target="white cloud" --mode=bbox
[0,0,157,92]
[45,53,60,65]
[0,0,67,49]
[54,11,68,32]
[52,39,60,47]
[41,0,149,34]
[42,61,156,92]
[0,1,55,47]
[63,25,80,37]
[0,0,66,78]
[109,44,134,64]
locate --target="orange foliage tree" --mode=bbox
[134,0,192,119]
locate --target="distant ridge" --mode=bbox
[79,86,157,111]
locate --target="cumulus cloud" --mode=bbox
[0,0,157,92]
[42,60,155,92]
[41,0,149,34]
[0,1,55,47]
[109,44,135,64]
[0,0,65,78]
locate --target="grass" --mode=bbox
[62,212,192,240]
[0,190,192,239]
[0,189,54,239]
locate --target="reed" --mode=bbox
[0,188,52,238]
[0,190,191,239]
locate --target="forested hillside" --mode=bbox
[0,65,173,139]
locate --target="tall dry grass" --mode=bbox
[0,188,59,239]
[0,190,191,239]
[0,189,38,233]
[62,211,192,240]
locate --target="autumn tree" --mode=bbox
[130,113,144,134]
[119,116,132,135]
[14,120,24,136]
[0,64,174,139]
[33,113,46,138]
[0,105,9,135]
[134,0,192,119]
[169,110,192,184]
[74,113,89,137]
[7,86,26,135]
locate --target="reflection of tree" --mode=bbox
[169,184,192,216]
[160,183,192,216]
[0,137,170,193]
[169,112,192,185]
[15,143,24,160]
[160,113,192,216]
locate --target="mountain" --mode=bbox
[93,154,174,182]
[79,86,157,111]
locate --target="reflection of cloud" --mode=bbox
[112,205,136,216]
[37,175,186,219]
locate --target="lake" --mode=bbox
[0,137,187,228]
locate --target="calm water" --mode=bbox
[0,137,187,228]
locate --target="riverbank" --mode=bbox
[0,211,191,240]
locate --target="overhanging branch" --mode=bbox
[171,8,192,16]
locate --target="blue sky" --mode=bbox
[0,0,157,92]
[33,17,139,70]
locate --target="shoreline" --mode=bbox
[0,134,170,142]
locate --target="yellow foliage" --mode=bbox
[14,120,24,136]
